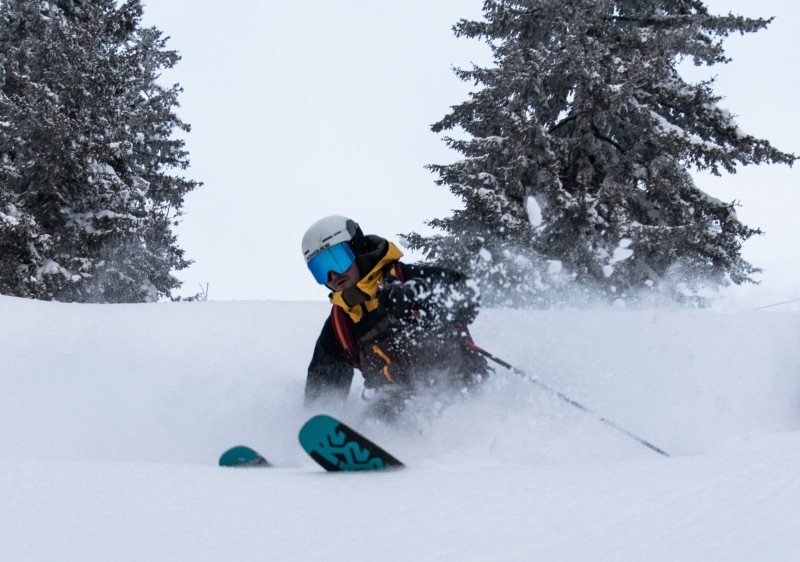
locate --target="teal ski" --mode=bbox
[219,445,270,467]
[298,414,404,472]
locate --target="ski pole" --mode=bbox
[466,341,670,457]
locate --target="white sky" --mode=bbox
[141,0,799,303]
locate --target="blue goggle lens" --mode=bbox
[307,242,356,284]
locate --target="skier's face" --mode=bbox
[326,262,360,292]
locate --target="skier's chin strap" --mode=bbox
[329,242,404,323]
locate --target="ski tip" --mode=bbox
[219,445,271,468]
[299,414,404,472]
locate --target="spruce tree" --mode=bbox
[406,0,796,306]
[0,0,199,302]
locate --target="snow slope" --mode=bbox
[1,295,799,561]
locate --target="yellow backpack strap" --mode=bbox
[370,344,396,384]
[331,305,359,367]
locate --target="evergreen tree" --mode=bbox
[406,0,796,307]
[0,0,199,302]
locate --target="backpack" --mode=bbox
[329,261,484,376]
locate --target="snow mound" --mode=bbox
[1,295,798,561]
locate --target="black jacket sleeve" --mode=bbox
[304,315,355,408]
[397,262,480,326]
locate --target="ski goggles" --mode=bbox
[307,242,356,284]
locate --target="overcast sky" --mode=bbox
[140,0,798,304]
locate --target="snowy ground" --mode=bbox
[1,294,799,561]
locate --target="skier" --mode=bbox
[302,215,488,419]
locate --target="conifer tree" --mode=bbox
[406,0,796,306]
[0,0,199,302]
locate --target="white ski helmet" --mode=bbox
[301,215,362,284]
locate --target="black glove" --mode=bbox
[378,280,429,322]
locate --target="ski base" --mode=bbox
[298,414,404,472]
